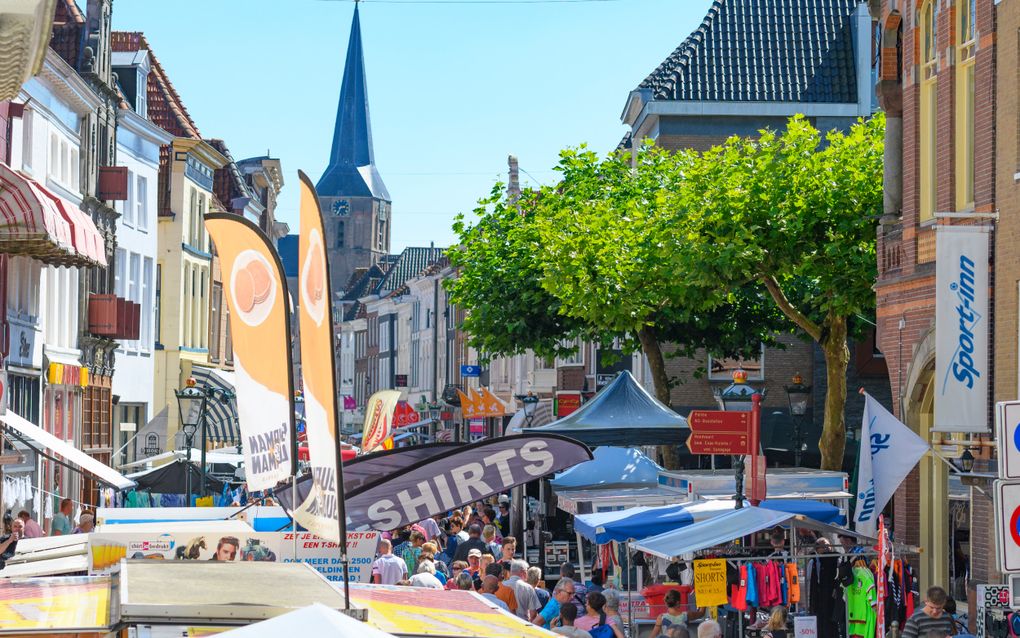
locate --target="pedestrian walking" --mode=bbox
[372,539,408,585]
[481,574,512,612]
[50,498,73,536]
[410,561,444,589]
[453,524,493,562]
[537,577,576,629]
[574,591,625,638]
[900,587,956,638]
[529,566,551,608]
[505,559,542,622]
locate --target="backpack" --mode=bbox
[588,612,615,638]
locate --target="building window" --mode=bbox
[141,257,153,350]
[121,170,135,226]
[956,0,976,210]
[377,220,386,249]
[335,221,345,249]
[154,263,162,346]
[557,339,585,367]
[919,0,938,222]
[81,383,111,451]
[136,175,148,231]
[210,281,222,362]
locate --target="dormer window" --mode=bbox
[135,67,147,118]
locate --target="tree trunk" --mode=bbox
[819,316,850,471]
[636,326,679,469]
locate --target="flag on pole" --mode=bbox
[204,214,296,492]
[852,393,929,537]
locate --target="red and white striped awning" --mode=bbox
[0,163,105,266]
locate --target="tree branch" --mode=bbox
[760,274,823,341]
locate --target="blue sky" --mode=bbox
[112,0,707,251]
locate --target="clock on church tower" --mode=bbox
[331,199,350,216]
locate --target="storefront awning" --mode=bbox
[0,164,105,266]
[190,365,240,444]
[1,411,135,490]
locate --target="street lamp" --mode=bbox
[958,448,976,473]
[784,373,811,467]
[517,392,539,428]
[713,369,765,509]
[175,378,208,507]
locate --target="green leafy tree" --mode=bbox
[675,114,884,470]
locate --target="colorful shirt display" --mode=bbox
[847,566,877,638]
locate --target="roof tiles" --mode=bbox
[639,0,860,104]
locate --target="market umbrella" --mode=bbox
[127,459,226,494]
[532,371,688,446]
[215,603,398,637]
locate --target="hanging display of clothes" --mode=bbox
[808,554,839,638]
[846,565,877,638]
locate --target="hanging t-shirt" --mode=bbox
[746,563,760,608]
[846,566,877,638]
[731,565,749,611]
[785,563,801,604]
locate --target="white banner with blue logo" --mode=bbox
[935,225,991,432]
[852,393,929,537]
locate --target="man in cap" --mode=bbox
[453,523,494,562]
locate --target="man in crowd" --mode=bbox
[400,529,426,575]
[560,563,588,615]
[536,577,576,629]
[900,587,956,638]
[410,561,445,589]
[0,518,23,568]
[372,539,408,585]
[506,559,541,621]
[481,574,511,612]
[17,511,43,538]
[698,620,722,638]
[466,548,483,576]
[50,498,73,536]
[72,513,95,534]
[487,563,518,611]
[453,524,493,562]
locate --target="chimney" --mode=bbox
[507,155,520,210]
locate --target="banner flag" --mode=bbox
[852,393,929,536]
[362,390,401,453]
[276,433,593,531]
[934,225,991,432]
[478,388,506,417]
[291,172,347,542]
[204,214,295,491]
[457,388,477,419]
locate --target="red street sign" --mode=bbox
[687,432,750,455]
[688,410,751,433]
[687,410,752,455]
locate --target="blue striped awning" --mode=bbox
[189,366,240,444]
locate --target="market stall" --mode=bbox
[215,603,397,637]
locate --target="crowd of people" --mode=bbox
[0,498,94,569]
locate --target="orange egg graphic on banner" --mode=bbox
[205,214,295,492]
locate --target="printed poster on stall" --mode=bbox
[293,171,346,542]
[205,214,296,490]
[88,530,379,583]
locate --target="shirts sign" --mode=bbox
[693,559,728,607]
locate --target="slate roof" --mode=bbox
[638,0,860,104]
[112,32,201,139]
[317,4,390,201]
[376,247,445,295]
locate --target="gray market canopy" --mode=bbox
[532,371,689,446]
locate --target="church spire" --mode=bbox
[317,3,389,200]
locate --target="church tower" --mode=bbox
[318,3,391,293]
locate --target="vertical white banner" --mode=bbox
[934,225,991,432]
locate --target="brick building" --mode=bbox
[994,0,1020,601]
[619,0,887,467]
[872,0,996,593]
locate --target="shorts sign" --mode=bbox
[693,559,728,607]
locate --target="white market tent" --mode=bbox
[216,603,397,638]
[631,506,873,559]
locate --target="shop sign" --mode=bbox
[89,530,379,583]
[934,225,991,432]
[693,559,728,607]
[556,391,582,417]
[46,362,87,387]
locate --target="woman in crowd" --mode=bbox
[574,592,625,638]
